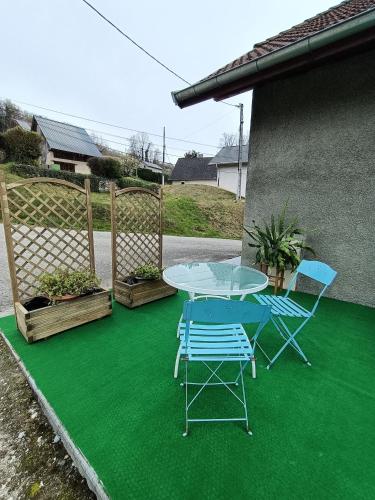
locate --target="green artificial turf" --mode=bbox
[0,291,374,499]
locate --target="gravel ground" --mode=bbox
[0,334,95,499]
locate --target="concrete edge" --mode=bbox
[0,328,109,500]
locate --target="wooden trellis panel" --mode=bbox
[111,186,162,281]
[0,176,95,305]
[111,185,176,307]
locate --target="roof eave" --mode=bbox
[172,8,375,108]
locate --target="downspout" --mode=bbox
[172,8,375,108]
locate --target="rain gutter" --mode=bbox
[172,8,375,108]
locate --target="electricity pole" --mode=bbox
[236,103,244,201]
[162,126,166,186]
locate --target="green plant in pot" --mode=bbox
[38,268,101,303]
[244,204,315,293]
[134,263,161,281]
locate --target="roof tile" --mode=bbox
[205,0,375,80]
[170,157,216,181]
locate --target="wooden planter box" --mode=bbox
[15,289,112,343]
[114,278,177,308]
[260,264,298,294]
[260,264,285,294]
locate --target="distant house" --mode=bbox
[141,160,163,174]
[209,144,248,197]
[169,156,216,186]
[14,119,31,131]
[31,115,102,174]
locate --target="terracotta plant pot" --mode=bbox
[50,294,79,302]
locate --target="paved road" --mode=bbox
[0,225,241,314]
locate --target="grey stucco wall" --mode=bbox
[242,48,375,307]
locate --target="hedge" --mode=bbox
[10,163,105,192]
[137,168,168,184]
[117,176,159,192]
[87,156,122,179]
[10,164,160,193]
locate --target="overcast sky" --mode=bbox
[1,0,335,162]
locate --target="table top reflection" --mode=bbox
[163,262,268,297]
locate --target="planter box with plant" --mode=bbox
[111,185,176,308]
[244,204,315,293]
[115,263,176,308]
[0,176,112,342]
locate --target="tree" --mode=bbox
[129,132,154,161]
[87,156,122,179]
[119,154,142,177]
[90,133,112,155]
[0,127,42,164]
[0,99,32,133]
[152,148,161,164]
[219,132,237,147]
[184,150,202,159]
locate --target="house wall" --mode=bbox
[242,47,375,307]
[171,180,217,187]
[46,152,91,175]
[217,164,247,197]
[34,124,49,164]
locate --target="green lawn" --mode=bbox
[0,290,374,499]
[0,164,244,239]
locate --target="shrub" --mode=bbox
[0,149,6,163]
[87,156,122,179]
[0,127,42,164]
[137,168,168,184]
[10,163,105,192]
[134,263,161,280]
[38,269,101,300]
[117,176,159,192]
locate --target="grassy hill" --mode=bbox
[0,164,244,239]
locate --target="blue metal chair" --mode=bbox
[180,299,271,436]
[254,260,337,369]
[174,295,231,379]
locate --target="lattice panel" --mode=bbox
[114,189,161,279]
[2,180,92,302]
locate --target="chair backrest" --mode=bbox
[285,260,337,313]
[183,299,271,337]
[295,260,337,286]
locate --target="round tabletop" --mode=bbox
[163,262,268,297]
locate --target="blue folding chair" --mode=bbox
[254,260,337,369]
[180,299,271,436]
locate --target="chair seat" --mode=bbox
[254,294,312,318]
[178,323,254,362]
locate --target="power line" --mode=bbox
[32,117,213,155]
[4,97,246,161]
[182,108,236,140]
[79,0,238,109]
[36,122,189,159]
[10,98,222,149]
[85,127,213,154]
[80,0,190,86]
[35,122,245,163]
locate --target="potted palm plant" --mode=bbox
[244,205,315,293]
